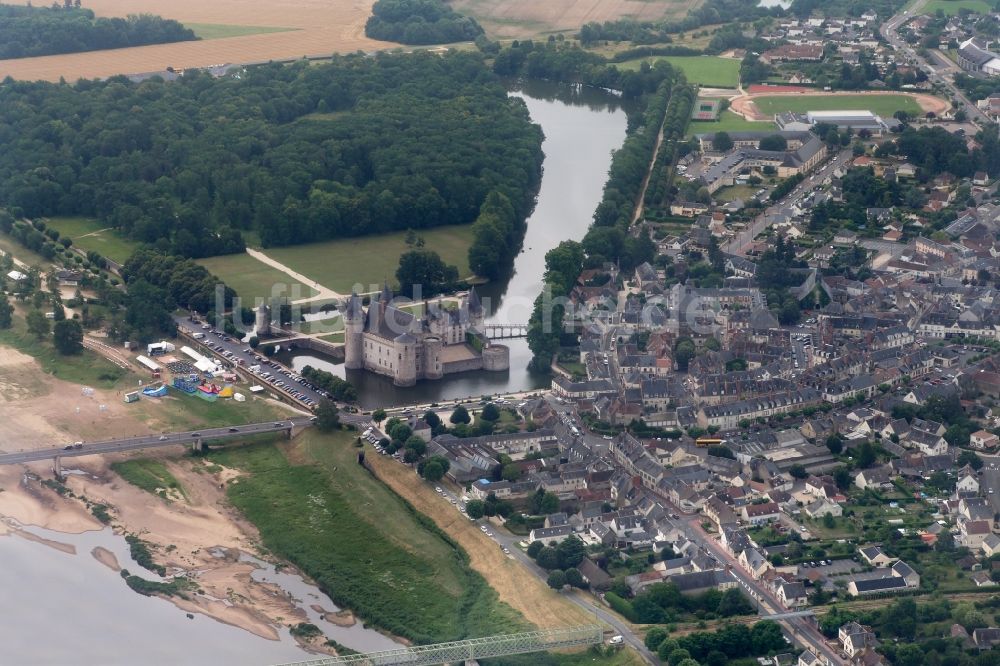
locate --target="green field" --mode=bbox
[923,0,992,14]
[129,391,291,433]
[0,314,131,389]
[186,24,297,40]
[262,225,476,294]
[618,56,740,88]
[208,430,524,644]
[111,459,186,502]
[752,94,924,117]
[195,253,318,304]
[45,216,140,265]
[687,110,775,136]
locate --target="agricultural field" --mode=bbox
[208,430,526,644]
[618,55,740,87]
[751,94,924,117]
[195,253,318,305]
[45,216,139,265]
[923,0,993,14]
[686,110,775,136]
[185,23,297,40]
[261,225,476,294]
[450,0,699,39]
[0,0,389,82]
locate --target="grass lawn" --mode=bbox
[261,225,476,294]
[0,316,131,389]
[618,56,740,88]
[714,184,759,203]
[44,216,140,265]
[128,391,291,433]
[195,253,318,305]
[110,459,186,502]
[185,23,297,40]
[752,94,923,117]
[293,316,344,336]
[207,429,525,643]
[0,233,53,268]
[923,0,992,14]
[687,110,775,137]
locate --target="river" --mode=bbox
[278,80,632,408]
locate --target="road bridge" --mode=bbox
[275,625,604,666]
[482,324,528,339]
[0,418,315,471]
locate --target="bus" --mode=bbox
[695,437,724,448]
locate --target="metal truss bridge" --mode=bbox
[276,625,604,666]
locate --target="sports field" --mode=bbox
[185,23,297,40]
[687,110,774,136]
[195,253,318,305]
[261,225,476,294]
[923,0,992,14]
[751,94,924,117]
[618,56,740,87]
[450,0,698,39]
[45,216,140,265]
[0,0,390,82]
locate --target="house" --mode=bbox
[839,622,877,657]
[739,547,772,579]
[957,469,980,494]
[982,533,1000,557]
[848,576,907,596]
[854,467,893,491]
[804,498,842,518]
[776,580,808,608]
[859,545,895,567]
[972,627,1000,649]
[578,557,612,590]
[55,269,83,286]
[891,560,920,587]
[670,569,738,595]
[970,429,999,450]
[742,502,781,526]
[798,650,823,666]
[961,520,993,549]
[528,525,574,545]
[971,571,996,587]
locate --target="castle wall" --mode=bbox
[442,357,484,375]
[482,344,510,372]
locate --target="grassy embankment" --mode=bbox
[751,94,923,117]
[617,56,740,88]
[205,429,525,644]
[44,216,140,265]
[110,459,187,502]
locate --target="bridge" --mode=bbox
[0,418,315,475]
[276,625,604,666]
[483,323,528,339]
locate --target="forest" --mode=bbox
[364,0,483,45]
[0,4,195,59]
[0,52,543,258]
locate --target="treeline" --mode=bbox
[468,192,524,281]
[364,0,483,45]
[0,52,543,258]
[646,621,789,664]
[0,5,195,59]
[642,83,697,217]
[607,582,753,624]
[578,19,675,45]
[301,366,358,402]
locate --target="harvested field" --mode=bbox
[451,0,702,39]
[0,0,392,82]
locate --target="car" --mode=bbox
[435,486,443,493]
[274,423,284,428]
[63,444,74,450]
[158,435,168,441]
[799,525,806,531]
[228,427,239,433]
[502,547,510,554]
[603,435,612,440]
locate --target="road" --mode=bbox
[882,1,990,124]
[0,418,315,466]
[722,149,854,256]
[978,453,1000,515]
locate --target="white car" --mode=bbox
[435,486,443,493]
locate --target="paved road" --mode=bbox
[0,418,315,466]
[978,453,1000,516]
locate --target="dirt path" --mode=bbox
[366,452,594,630]
[244,248,345,304]
[729,90,951,121]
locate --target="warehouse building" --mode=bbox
[775,110,897,135]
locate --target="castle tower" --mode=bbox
[254,304,271,336]
[393,332,417,387]
[467,286,484,330]
[424,336,443,380]
[343,291,365,370]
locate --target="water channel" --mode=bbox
[278,80,632,408]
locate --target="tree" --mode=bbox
[717,587,752,616]
[450,405,470,424]
[395,249,458,299]
[26,308,49,339]
[52,319,83,355]
[535,546,560,570]
[501,463,521,481]
[958,449,983,470]
[466,499,485,519]
[546,570,567,589]
[644,627,669,651]
[712,132,734,151]
[0,292,12,329]
[422,460,444,482]
[248,335,259,349]
[833,466,852,490]
[750,620,787,654]
[789,464,808,479]
[404,435,427,457]
[526,540,544,558]
[674,337,696,372]
[657,640,680,662]
[854,440,877,468]
[481,402,500,421]
[372,408,387,424]
[557,536,586,569]
[315,400,341,431]
[668,648,692,666]
[822,513,836,529]
[825,433,843,455]
[423,410,441,429]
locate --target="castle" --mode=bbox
[343,285,510,386]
